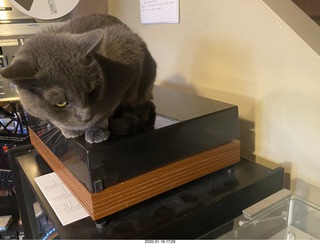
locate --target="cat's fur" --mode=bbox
[0,14,157,143]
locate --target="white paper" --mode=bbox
[140,0,179,24]
[34,172,89,226]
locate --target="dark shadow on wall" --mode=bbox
[158,80,292,189]
[158,34,293,189]
[160,75,199,95]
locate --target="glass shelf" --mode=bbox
[201,189,320,240]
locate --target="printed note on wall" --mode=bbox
[34,172,89,226]
[140,0,179,24]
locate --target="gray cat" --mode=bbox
[0,14,157,143]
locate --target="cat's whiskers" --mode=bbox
[51,131,64,149]
[40,126,61,145]
[28,124,53,138]
[29,122,57,134]
[39,128,57,141]
[39,125,59,137]
[27,122,65,147]
[42,131,60,145]
[29,124,51,132]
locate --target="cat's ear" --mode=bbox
[1,59,37,81]
[77,29,104,55]
[0,59,40,88]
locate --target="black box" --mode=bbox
[29,86,239,193]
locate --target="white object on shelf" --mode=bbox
[9,0,79,20]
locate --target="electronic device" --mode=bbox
[29,86,240,220]
[9,0,79,20]
[0,169,13,190]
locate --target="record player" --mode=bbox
[28,85,240,220]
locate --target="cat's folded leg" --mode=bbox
[85,128,110,143]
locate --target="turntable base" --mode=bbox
[30,127,240,220]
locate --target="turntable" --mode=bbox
[29,86,240,220]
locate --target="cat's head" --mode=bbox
[0,29,105,131]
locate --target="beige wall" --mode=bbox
[109,0,320,201]
[70,0,108,17]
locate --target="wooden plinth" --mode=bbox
[29,128,240,220]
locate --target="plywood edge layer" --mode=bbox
[29,129,93,210]
[91,140,240,219]
[30,128,240,220]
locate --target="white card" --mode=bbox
[140,0,179,24]
[34,172,89,226]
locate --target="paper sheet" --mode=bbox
[140,0,179,24]
[34,172,89,226]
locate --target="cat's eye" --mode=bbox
[55,102,68,108]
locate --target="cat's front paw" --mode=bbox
[85,128,110,143]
